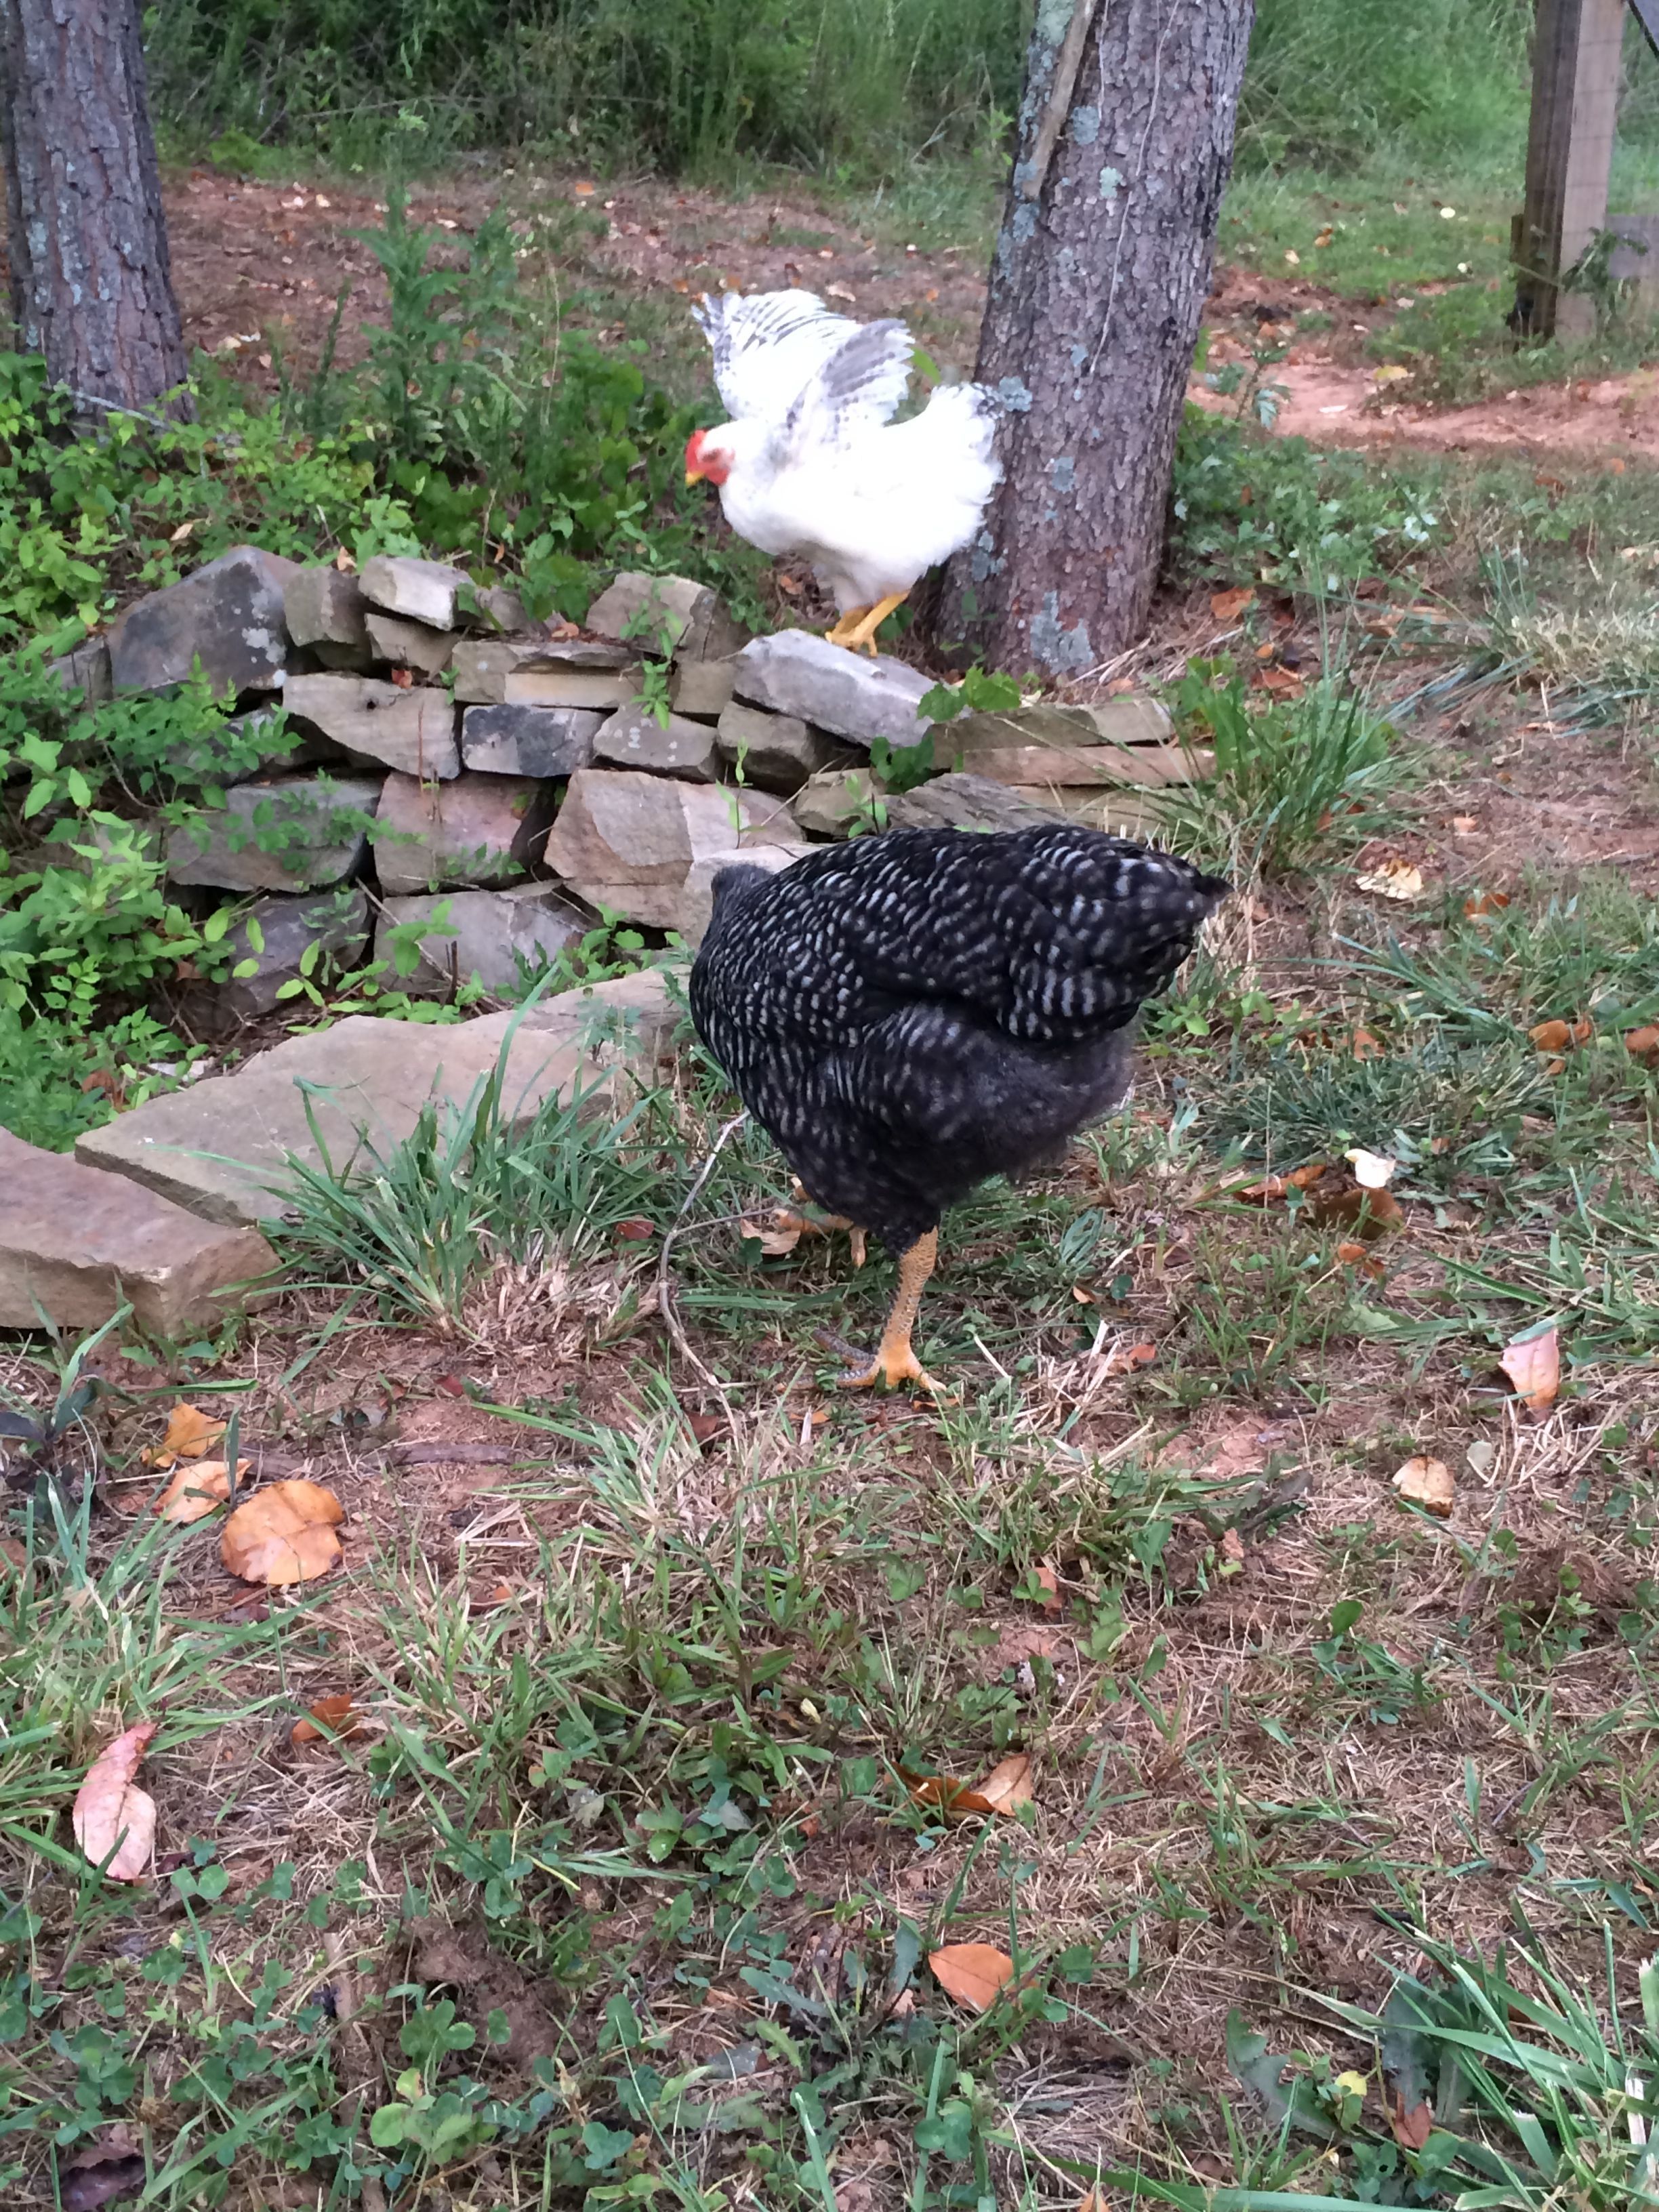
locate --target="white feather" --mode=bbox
[691,289,1001,614]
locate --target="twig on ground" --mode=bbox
[655,1110,748,1410]
[323,1929,388,2212]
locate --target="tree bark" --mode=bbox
[935,0,1254,677]
[0,0,192,415]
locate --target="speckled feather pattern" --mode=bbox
[691,825,1228,1258]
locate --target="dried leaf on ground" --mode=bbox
[739,1214,803,1258]
[291,1696,361,1748]
[1210,586,1255,623]
[1033,1563,1062,1613]
[1311,1182,1405,1239]
[73,1721,158,1882]
[152,1458,248,1525]
[143,1401,225,1469]
[1221,1528,1247,1565]
[1101,1338,1157,1376]
[977,1754,1036,1817]
[614,1216,656,1242]
[1626,1024,1659,1066]
[1499,1326,1561,1413]
[61,2141,148,2212]
[982,1623,1070,1678]
[1357,858,1425,901]
[904,1770,995,1818]
[0,1536,26,1573]
[1390,2093,1434,2150]
[1528,1015,1593,1052]
[221,1478,344,1586]
[1336,1239,1387,1280]
[929,1942,1015,2011]
[1350,1025,1384,1060]
[1393,1456,1455,1517]
[1463,890,1511,918]
[1230,1160,1330,1204]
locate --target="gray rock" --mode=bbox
[472,583,531,634]
[165,773,382,892]
[365,612,459,677]
[593,702,719,783]
[716,701,852,794]
[452,636,638,707]
[945,694,1202,793]
[0,1127,276,1335]
[791,766,875,840]
[679,845,804,949]
[285,674,459,779]
[45,815,164,873]
[359,554,472,630]
[460,703,601,779]
[285,567,372,670]
[884,773,1063,834]
[373,770,556,894]
[586,571,748,661]
[48,636,112,705]
[543,769,798,930]
[74,970,679,1227]
[948,695,1174,754]
[670,656,737,720]
[377,885,590,998]
[184,887,371,1036]
[110,544,300,697]
[733,629,933,748]
[159,702,331,788]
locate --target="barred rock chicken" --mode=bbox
[684,290,999,655]
[691,825,1228,1391]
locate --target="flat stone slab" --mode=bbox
[947,697,1174,752]
[680,845,804,949]
[460,703,601,778]
[543,769,799,930]
[0,1128,276,1336]
[165,774,383,892]
[184,887,370,1035]
[360,554,472,630]
[452,637,635,704]
[75,970,680,1227]
[373,771,555,894]
[791,765,874,839]
[285,674,459,779]
[110,544,299,697]
[716,701,851,794]
[733,630,933,748]
[365,612,458,677]
[377,885,589,997]
[285,567,371,668]
[592,702,719,782]
[885,773,1064,834]
[586,571,748,661]
[670,657,737,720]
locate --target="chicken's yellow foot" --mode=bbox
[775,1204,867,1269]
[838,590,909,657]
[837,1231,944,1392]
[823,607,870,647]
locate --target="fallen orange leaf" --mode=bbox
[1209,586,1255,623]
[1390,2093,1434,2150]
[905,1770,996,1818]
[1499,1326,1560,1414]
[152,1458,248,1525]
[1102,1339,1158,1376]
[144,1401,226,1469]
[1392,1455,1455,1517]
[977,1754,1036,1818]
[221,1479,344,1586]
[928,1942,1016,2011]
[1311,1183,1404,1240]
[1351,1025,1384,1060]
[1463,890,1511,918]
[1033,1563,1062,1614]
[291,1696,361,1748]
[73,1721,158,1882]
[1335,1240,1386,1280]
[1528,1015,1592,1052]
[1625,1025,1659,1067]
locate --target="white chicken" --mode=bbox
[684,290,1000,655]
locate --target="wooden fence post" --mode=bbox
[1514,0,1627,337]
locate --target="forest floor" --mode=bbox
[3,160,1659,2212]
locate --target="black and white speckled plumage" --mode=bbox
[690,825,1229,1259]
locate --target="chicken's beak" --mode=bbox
[685,464,705,486]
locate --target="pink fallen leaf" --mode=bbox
[1499,1326,1560,1413]
[73,1721,158,1881]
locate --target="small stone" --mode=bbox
[365,612,459,677]
[680,846,803,949]
[165,773,382,892]
[451,636,638,706]
[733,629,933,747]
[586,571,749,661]
[461,703,601,778]
[284,567,372,669]
[285,674,459,779]
[183,888,370,1036]
[593,702,719,782]
[0,1127,276,1335]
[670,657,738,719]
[716,701,852,794]
[543,768,798,930]
[359,554,473,630]
[884,773,1063,834]
[373,771,556,894]
[949,696,1174,753]
[74,973,678,1226]
[159,702,332,787]
[791,765,875,839]
[947,694,1202,791]
[471,583,531,634]
[48,636,112,705]
[376,884,589,998]
[110,545,300,697]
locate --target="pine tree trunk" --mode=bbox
[0,0,192,415]
[935,0,1254,676]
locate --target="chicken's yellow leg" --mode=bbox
[838,1230,942,1391]
[838,591,909,657]
[823,607,870,647]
